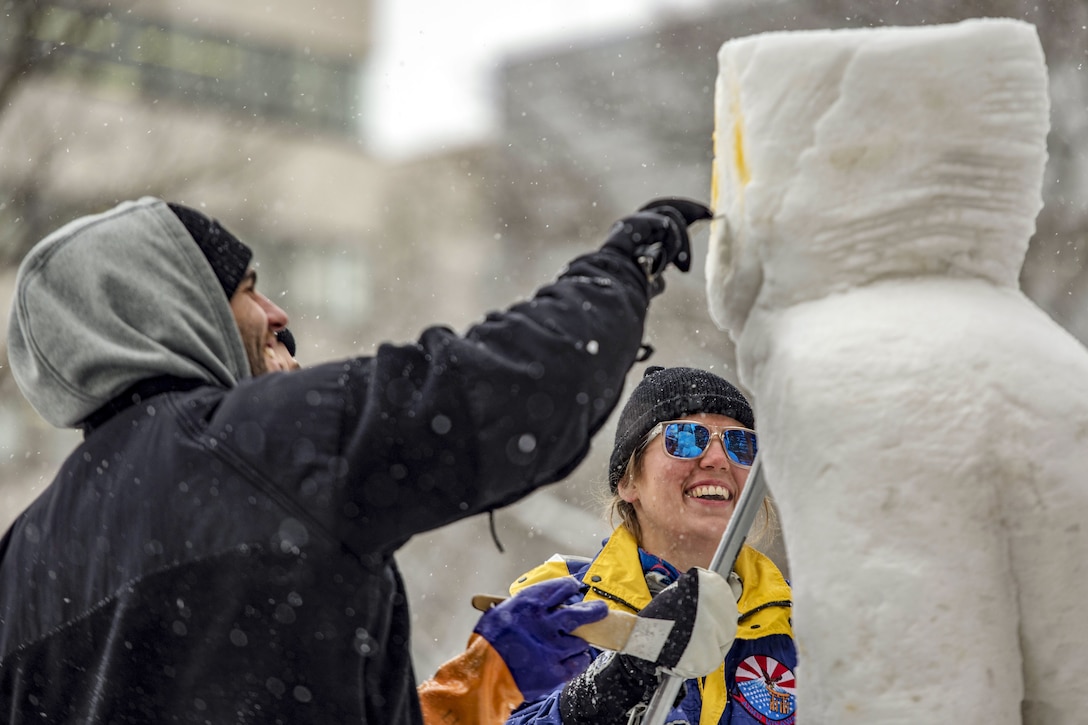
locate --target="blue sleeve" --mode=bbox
[505,686,565,724]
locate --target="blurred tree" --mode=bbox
[1,0,86,108]
[0,1,270,390]
[1,0,105,266]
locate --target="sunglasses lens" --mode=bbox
[662,423,758,466]
[663,422,711,459]
[723,429,758,466]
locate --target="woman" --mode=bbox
[507,366,796,725]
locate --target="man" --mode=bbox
[0,195,709,723]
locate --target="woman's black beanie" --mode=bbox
[168,202,253,298]
[608,366,754,492]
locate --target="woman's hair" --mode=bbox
[603,442,779,550]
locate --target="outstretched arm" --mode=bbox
[221,199,712,556]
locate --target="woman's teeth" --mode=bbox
[686,485,732,501]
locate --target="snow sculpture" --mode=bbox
[707,18,1088,724]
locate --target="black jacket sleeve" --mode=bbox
[212,249,652,556]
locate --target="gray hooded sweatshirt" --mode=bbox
[7,196,250,427]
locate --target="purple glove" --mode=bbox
[473,577,608,700]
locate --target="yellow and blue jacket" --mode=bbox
[505,526,796,725]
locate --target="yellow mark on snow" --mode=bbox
[728,58,751,192]
[711,67,750,214]
[733,107,750,187]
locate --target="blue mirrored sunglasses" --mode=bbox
[644,420,758,467]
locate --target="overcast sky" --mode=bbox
[365,0,714,159]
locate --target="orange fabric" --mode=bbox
[418,633,524,725]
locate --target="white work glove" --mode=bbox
[625,567,739,677]
[558,567,739,723]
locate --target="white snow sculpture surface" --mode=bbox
[708,18,1088,724]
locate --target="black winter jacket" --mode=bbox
[0,201,651,724]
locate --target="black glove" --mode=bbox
[600,197,712,296]
[557,568,738,724]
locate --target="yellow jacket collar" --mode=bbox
[581,526,652,613]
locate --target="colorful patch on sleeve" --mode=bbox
[733,654,796,723]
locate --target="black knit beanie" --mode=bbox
[608,366,755,492]
[168,202,253,298]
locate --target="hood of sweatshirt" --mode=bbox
[7,197,251,428]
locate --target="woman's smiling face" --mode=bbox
[618,411,752,569]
